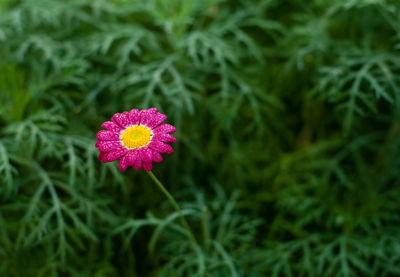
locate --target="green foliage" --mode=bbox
[0,0,400,276]
[113,186,264,276]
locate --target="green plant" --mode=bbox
[0,0,400,276]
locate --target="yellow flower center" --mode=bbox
[120,125,152,149]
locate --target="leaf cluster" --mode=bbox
[0,0,400,276]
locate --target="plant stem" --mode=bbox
[201,206,211,251]
[147,171,198,248]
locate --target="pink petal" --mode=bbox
[98,152,105,162]
[151,149,163,163]
[119,155,129,172]
[112,112,130,128]
[102,148,128,163]
[101,121,121,132]
[148,141,174,154]
[153,124,176,134]
[139,109,157,126]
[96,130,120,141]
[152,133,176,143]
[143,162,153,171]
[133,155,142,170]
[148,112,167,129]
[122,111,131,126]
[126,149,138,166]
[96,141,122,152]
[128,109,140,125]
[139,147,153,163]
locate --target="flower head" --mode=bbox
[95,108,176,171]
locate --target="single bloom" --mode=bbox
[95,108,176,171]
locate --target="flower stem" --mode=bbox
[147,171,198,248]
[201,206,211,251]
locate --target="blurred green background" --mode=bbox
[1,0,400,276]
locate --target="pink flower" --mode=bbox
[95,108,176,172]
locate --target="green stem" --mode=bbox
[147,171,198,248]
[201,206,211,251]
